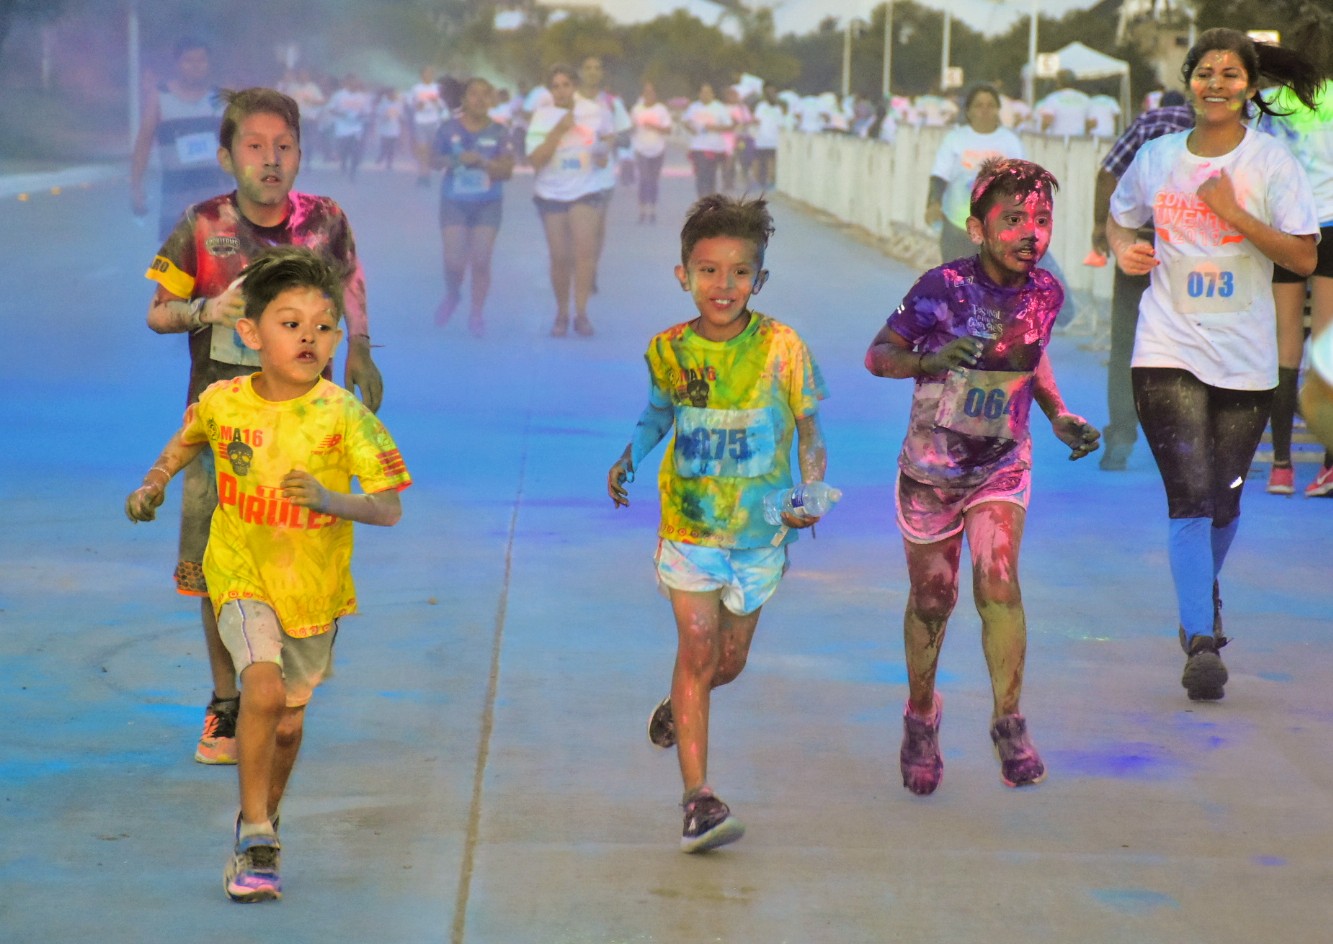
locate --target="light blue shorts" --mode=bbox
[654,539,788,616]
[216,600,337,708]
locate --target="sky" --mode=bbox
[763,0,1104,39]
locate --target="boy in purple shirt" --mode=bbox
[865,158,1100,795]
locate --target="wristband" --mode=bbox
[144,465,171,487]
[187,298,207,332]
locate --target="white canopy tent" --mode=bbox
[1023,40,1131,124]
[533,0,742,38]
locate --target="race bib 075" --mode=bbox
[673,406,776,479]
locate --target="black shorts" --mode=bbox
[1273,224,1333,282]
[439,197,502,230]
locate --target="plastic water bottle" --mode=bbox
[762,481,842,526]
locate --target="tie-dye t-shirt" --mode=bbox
[886,256,1062,488]
[646,312,827,549]
[180,375,411,637]
[1110,128,1318,390]
[146,191,368,404]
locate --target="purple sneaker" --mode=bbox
[680,789,745,853]
[900,693,943,796]
[224,833,282,902]
[990,714,1046,787]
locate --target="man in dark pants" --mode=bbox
[1090,91,1193,470]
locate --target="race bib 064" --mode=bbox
[934,368,1032,441]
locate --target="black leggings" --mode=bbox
[1132,367,1273,527]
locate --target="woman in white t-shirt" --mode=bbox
[1107,28,1322,701]
[683,83,733,197]
[926,85,1025,264]
[630,81,673,223]
[525,64,612,337]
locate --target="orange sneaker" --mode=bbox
[195,695,239,765]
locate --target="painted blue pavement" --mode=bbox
[2,159,1331,943]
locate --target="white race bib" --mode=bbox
[673,406,776,479]
[452,166,491,196]
[209,324,262,367]
[934,368,1032,441]
[1167,253,1254,316]
[175,131,216,166]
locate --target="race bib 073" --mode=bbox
[1167,253,1254,316]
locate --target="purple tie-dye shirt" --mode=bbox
[886,256,1062,487]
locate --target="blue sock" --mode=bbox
[1211,518,1238,579]
[1168,517,1213,641]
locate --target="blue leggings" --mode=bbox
[1133,367,1273,639]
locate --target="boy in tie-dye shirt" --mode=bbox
[866,158,1099,797]
[607,195,827,854]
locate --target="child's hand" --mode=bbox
[781,510,819,529]
[1052,413,1101,460]
[608,457,635,508]
[125,483,165,522]
[202,278,246,329]
[282,470,330,513]
[921,336,984,374]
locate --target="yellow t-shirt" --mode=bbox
[181,375,411,637]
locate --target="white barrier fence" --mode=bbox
[776,127,1117,307]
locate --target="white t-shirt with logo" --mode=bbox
[1111,128,1319,389]
[929,125,1026,230]
[751,100,788,150]
[631,101,672,158]
[525,99,610,201]
[684,100,732,152]
[1037,88,1091,137]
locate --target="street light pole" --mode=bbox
[842,18,853,97]
[1026,0,1038,107]
[882,0,894,100]
[940,9,951,92]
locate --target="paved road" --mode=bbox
[2,158,1331,943]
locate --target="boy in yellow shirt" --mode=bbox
[126,246,411,902]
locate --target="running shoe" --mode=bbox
[647,696,676,749]
[224,832,282,902]
[195,695,239,765]
[899,693,943,796]
[1182,633,1227,701]
[1266,464,1295,495]
[1098,440,1132,472]
[680,789,745,854]
[989,714,1046,787]
[1305,464,1333,497]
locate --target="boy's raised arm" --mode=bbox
[125,428,208,522]
[608,400,674,508]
